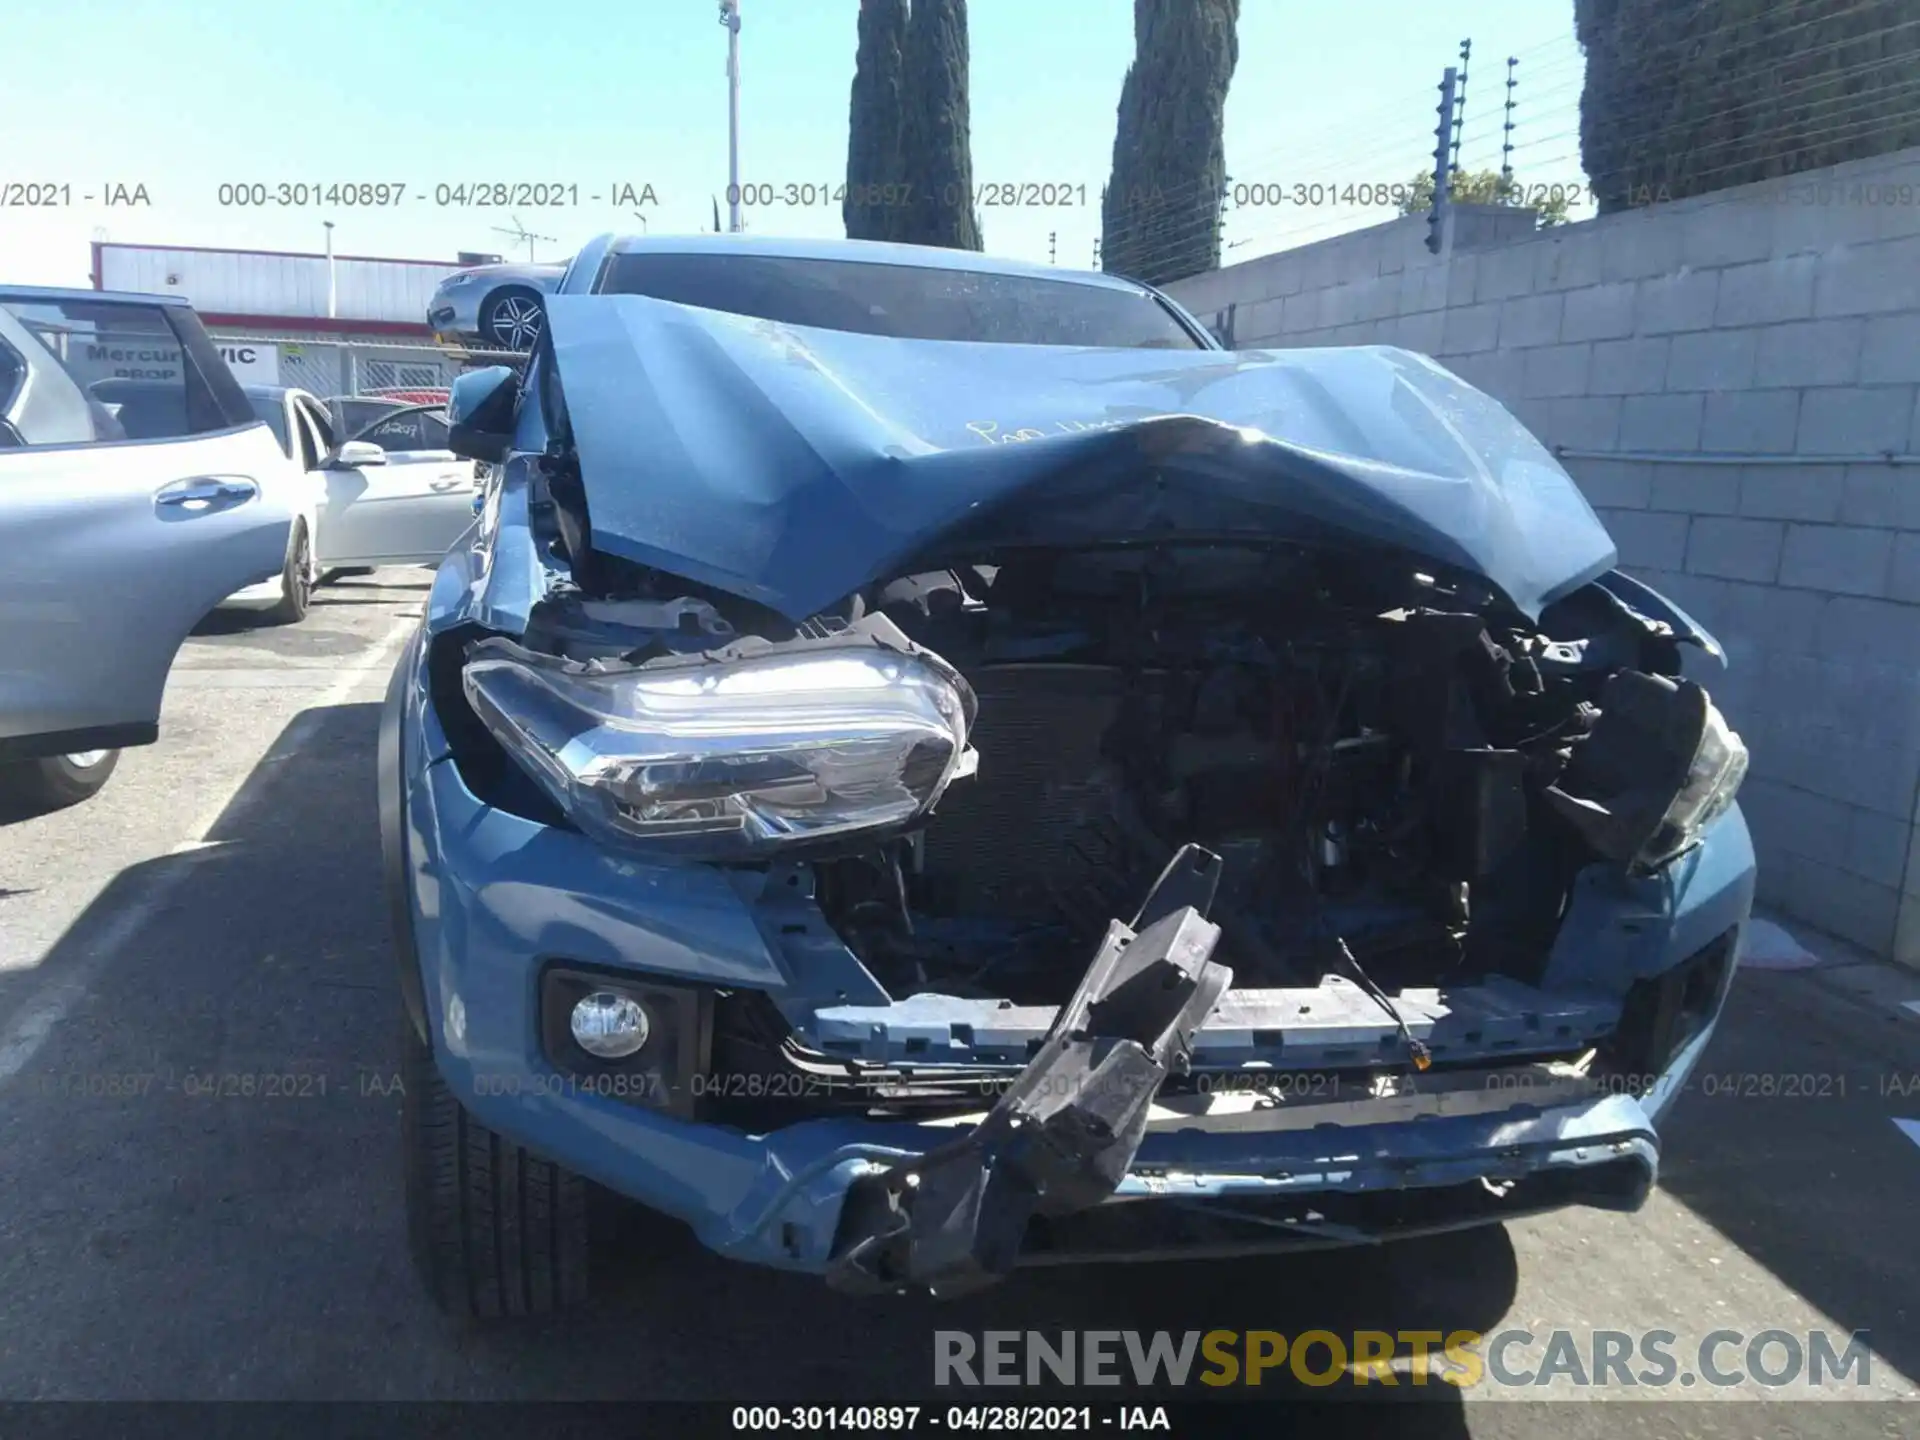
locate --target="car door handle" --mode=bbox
[155,475,258,511]
[429,477,469,491]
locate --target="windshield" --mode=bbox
[596,253,1202,349]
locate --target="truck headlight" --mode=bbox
[1545,671,1748,870]
[461,635,975,857]
[1636,698,1748,868]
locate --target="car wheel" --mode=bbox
[264,523,314,625]
[480,287,544,351]
[0,749,121,811]
[402,1017,592,1318]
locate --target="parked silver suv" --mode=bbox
[0,286,295,810]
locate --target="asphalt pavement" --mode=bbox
[1,569,1917,1434]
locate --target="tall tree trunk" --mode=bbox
[1103,0,1240,285]
[899,0,983,250]
[1576,0,1920,213]
[844,0,909,241]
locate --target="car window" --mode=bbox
[297,396,335,455]
[247,393,293,458]
[0,294,255,443]
[347,403,451,454]
[595,253,1203,349]
[289,402,326,471]
[328,396,404,438]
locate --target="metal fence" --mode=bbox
[208,334,528,402]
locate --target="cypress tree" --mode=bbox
[1576,0,1920,213]
[1102,0,1240,285]
[898,0,983,249]
[844,0,909,241]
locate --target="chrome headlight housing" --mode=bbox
[461,632,976,858]
[1635,697,1748,868]
[1544,670,1749,871]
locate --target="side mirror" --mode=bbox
[448,365,522,463]
[329,439,389,468]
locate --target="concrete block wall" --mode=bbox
[1166,147,1920,964]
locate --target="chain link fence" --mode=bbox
[209,334,528,403]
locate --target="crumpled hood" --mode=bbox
[545,293,1616,621]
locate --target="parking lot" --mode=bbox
[0,570,1916,1429]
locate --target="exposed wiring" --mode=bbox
[1333,935,1433,1072]
[1286,648,1434,1073]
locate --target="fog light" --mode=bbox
[569,990,650,1059]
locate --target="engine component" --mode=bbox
[917,664,1127,922]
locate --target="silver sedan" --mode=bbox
[426,262,566,351]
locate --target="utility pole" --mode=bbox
[323,221,336,318]
[720,0,743,232]
[1428,66,1459,256]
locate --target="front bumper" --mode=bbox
[426,293,480,338]
[388,638,1756,1280]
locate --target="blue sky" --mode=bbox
[0,0,1589,285]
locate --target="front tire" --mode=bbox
[0,749,121,812]
[265,523,314,626]
[402,1019,592,1318]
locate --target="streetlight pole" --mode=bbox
[720,0,743,232]
[323,220,336,318]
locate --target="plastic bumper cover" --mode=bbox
[399,690,1752,1280]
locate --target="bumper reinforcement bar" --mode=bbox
[825,845,1233,1296]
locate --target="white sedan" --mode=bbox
[227,385,479,622]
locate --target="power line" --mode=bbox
[1103,118,1457,256]
[1102,38,1589,266]
[1572,0,1916,106]
[1504,54,1920,177]
[1097,88,1449,244]
[1567,14,1920,159]
[1226,132,1920,270]
[1109,4,1918,276]
[1469,11,1920,171]
[1153,72,1917,274]
[1521,92,1920,198]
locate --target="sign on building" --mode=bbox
[66,336,279,388]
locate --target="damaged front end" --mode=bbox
[424,529,1750,1293]
[400,298,1755,1293]
[827,848,1231,1297]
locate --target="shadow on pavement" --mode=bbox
[1651,964,1920,1385]
[0,699,1507,1420]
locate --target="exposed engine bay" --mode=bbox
[488,537,1733,1012]
[818,546,1654,1004]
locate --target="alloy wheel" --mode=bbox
[488,294,544,350]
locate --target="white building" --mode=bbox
[90,241,500,395]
